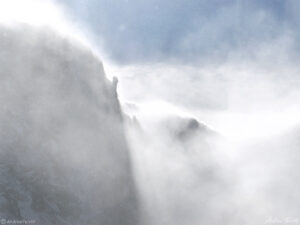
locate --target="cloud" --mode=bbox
[108,31,300,111]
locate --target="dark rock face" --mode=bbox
[0,25,139,225]
[157,116,218,144]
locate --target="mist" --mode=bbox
[0,0,299,225]
[111,12,300,224]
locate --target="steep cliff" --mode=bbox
[0,25,139,225]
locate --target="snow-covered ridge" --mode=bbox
[0,25,139,225]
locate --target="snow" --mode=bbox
[0,25,138,225]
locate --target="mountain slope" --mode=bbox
[0,25,139,225]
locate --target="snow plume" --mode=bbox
[120,70,300,225]
[124,108,235,225]
[0,8,139,225]
[114,28,300,224]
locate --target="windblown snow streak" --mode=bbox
[0,25,139,225]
